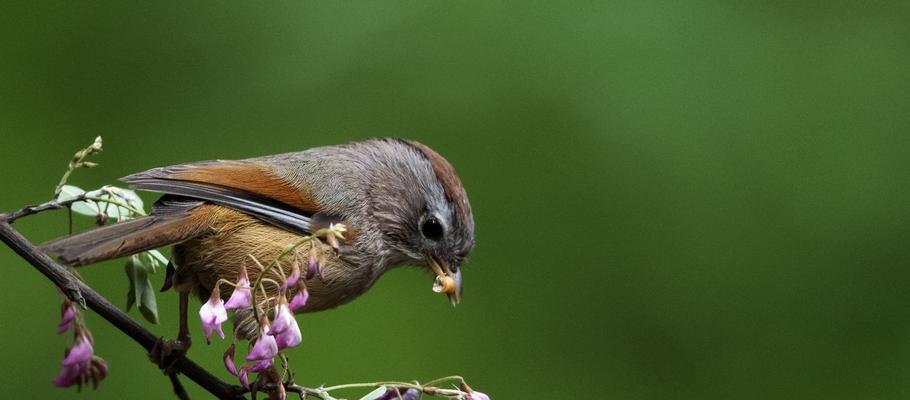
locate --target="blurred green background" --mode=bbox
[2,1,909,399]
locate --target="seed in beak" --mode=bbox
[432,275,457,294]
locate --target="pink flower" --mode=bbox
[246,320,278,362]
[246,359,273,372]
[53,331,106,389]
[467,391,490,400]
[224,344,254,389]
[460,383,490,400]
[223,344,239,376]
[199,287,228,344]
[57,299,76,334]
[268,298,293,335]
[284,258,301,290]
[289,283,309,313]
[268,297,302,349]
[224,265,252,310]
[238,370,250,389]
[274,322,302,350]
[306,251,321,280]
[377,388,421,400]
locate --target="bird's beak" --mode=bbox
[428,255,462,306]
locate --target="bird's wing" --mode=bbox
[121,160,318,235]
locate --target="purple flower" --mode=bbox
[274,322,302,349]
[57,299,76,334]
[268,297,302,349]
[289,283,309,313]
[238,370,250,389]
[246,359,273,372]
[235,359,274,391]
[223,344,238,376]
[459,384,490,400]
[224,265,252,310]
[268,298,293,335]
[284,258,301,290]
[199,287,228,344]
[306,251,320,280]
[224,344,253,389]
[377,388,421,400]
[246,320,278,361]
[53,332,94,388]
[466,391,490,400]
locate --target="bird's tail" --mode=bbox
[40,199,207,266]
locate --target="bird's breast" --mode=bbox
[171,205,375,312]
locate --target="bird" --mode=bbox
[40,138,474,355]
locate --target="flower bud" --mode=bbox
[58,299,77,334]
[199,287,228,343]
[306,251,320,280]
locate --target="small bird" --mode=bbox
[41,138,474,352]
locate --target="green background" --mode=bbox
[2,1,909,399]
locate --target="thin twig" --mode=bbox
[168,372,191,400]
[2,190,143,224]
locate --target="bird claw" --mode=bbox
[149,335,191,375]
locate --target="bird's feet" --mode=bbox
[149,335,191,375]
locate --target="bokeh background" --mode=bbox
[2,1,909,399]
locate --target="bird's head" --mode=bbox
[367,139,475,305]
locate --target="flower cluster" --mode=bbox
[197,225,344,396]
[358,382,492,400]
[53,298,107,390]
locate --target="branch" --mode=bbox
[3,188,144,224]
[0,217,245,400]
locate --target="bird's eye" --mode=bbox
[421,217,444,241]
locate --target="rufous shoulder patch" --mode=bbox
[172,162,321,214]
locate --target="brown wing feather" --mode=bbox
[166,161,320,212]
[123,161,319,213]
[121,160,319,235]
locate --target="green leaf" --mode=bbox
[359,386,388,400]
[138,278,159,324]
[56,185,101,217]
[124,255,159,324]
[125,257,138,311]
